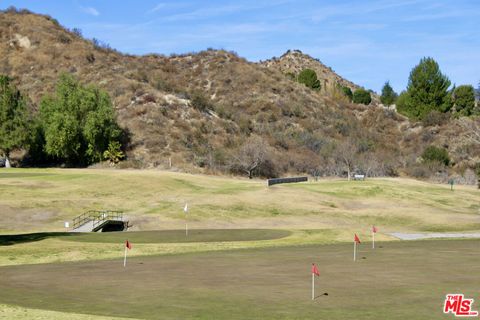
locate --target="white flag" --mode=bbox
[184,203,188,213]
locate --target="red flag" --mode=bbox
[125,240,132,250]
[311,263,320,276]
[372,225,378,233]
[354,234,361,244]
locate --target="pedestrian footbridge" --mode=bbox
[72,210,128,232]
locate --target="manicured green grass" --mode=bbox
[62,229,291,244]
[1,169,479,319]
[0,230,290,246]
[0,229,339,267]
[0,239,478,319]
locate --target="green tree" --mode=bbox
[398,57,452,120]
[103,141,125,165]
[352,88,372,105]
[341,86,353,101]
[39,74,121,166]
[421,145,450,166]
[453,85,475,116]
[380,81,397,106]
[0,75,30,167]
[297,69,321,91]
[396,90,409,111]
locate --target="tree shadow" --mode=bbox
[0,232,75,246]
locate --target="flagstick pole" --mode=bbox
[353,241,356,261]
[123,246,127,267]
[312,273,314,300]
[184,203,189,237]
[372,232,375,249]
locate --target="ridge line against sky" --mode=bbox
[2,0,479,93]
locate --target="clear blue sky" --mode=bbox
[2,0,479,93]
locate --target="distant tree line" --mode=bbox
[292,57,479,122]
[295,68,372,105]
[379,57,478,121]
[0,74,124,167]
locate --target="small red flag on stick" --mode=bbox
[354,234,361,244]
[124,240,132,267]
[311,263,320,300]
[353,234,361,261]
[372,226,377,249]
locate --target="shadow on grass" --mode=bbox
[0,232,75,246]
[0,172,55,179]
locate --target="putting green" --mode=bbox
[61,229,291,244]
[0,239,478,319]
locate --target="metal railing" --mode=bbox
[72,211,94,229]
[72,210,123,230]
[92,210,123,228]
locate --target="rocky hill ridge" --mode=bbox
[1,9,478,181]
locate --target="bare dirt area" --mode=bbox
[0,205,60,233]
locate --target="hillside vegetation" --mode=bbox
[0,9,479,182]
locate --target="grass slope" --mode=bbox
[1,168,479,235]
[1,168,479,266]
[0,239,478,319]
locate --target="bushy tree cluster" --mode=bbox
[421,145,450,166]
[352,88,372,105]
[0,73,123,167]
[297,69,321,91]
[39,74,122,165]
[341,86,353,102]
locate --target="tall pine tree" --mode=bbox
[380,81,398,106]
[397,57,451,120]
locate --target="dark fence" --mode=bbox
[267,176,308,187]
